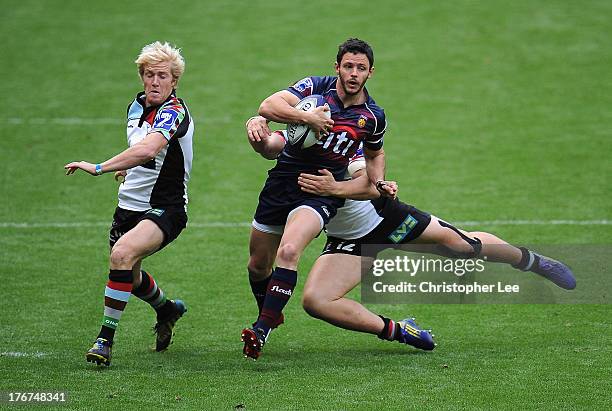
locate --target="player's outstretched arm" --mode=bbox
[259,90,333,135]
[246,116,286,160]
[64,132,168,176]
[298,169,397,200]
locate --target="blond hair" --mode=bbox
[135,41,185,81]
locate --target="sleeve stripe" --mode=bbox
[373,119,387,136]
[364,103,378,136]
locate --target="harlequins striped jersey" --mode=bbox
[118,91,194,211]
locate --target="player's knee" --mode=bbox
[276,243,300,266]
[247,256,272,279]
[441,240,482,259]
[302,288,335,320]
[437,220,482,259]
[444,240,476,257]
[302,290,324,319]
[110,243,138,268]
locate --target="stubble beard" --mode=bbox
[340,76,366,97]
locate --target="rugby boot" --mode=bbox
[154,299,187,351]
[397,317,436,351]
[531,254,576,290]
[241,327,268,360]
[86,338,112,366]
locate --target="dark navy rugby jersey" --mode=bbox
[270,76,386,179]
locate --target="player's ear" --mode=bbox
[368,66,374,79]
[334,61,340,73]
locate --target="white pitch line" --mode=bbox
[3,116,218,126]
[0,222,251,228]
[0,220,609,229]
[453,220,611,226]
[1,351,47,358]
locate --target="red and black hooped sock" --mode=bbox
[97,269,133,342]
[132,270,170,316]
[248,269,273,312]
[377,315,400,341]
[255,267,297,334]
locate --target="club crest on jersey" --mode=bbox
[358,115,367,128]
[154,110,178,131]
[292,77,313,93]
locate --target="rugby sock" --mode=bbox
[512,247,539,271]
[248,270,273,312]
[255,267,297,334]
[132,270,169,315]
[377,316,400,341]
[97,269,133,342]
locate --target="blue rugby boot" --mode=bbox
[397,317,436,351]
[531,254,576,290]
[86,338,112,366]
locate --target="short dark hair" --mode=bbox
[336,38,374,68]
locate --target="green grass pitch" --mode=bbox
[1,0,610,409]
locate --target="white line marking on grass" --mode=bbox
[0,220,609,229]
[453,220,611,226]
[4,116,219,126]
[1,351,47,358]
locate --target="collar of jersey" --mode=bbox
[134,90,176,126]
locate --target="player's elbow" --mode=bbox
[249,140,279,160]
[258,98,274,118]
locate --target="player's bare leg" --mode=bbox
[414,216,522,263]
[414,216,575,289]
[303,254,382,332]
[242,208,321,359]
[248,228,281,281]
[275,208,322,269]
[87,220,185,366]
[302,253,435,350]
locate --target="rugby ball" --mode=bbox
[286,95,330,149]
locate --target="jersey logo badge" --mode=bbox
[146,208,165,217]
[388,215,418,243]
[154,110,178,131]
[358,115,367,128]
[292,77,313,93]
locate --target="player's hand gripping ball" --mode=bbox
[286,95,331,149]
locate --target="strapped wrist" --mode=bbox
[245,116,269,128]
[245,116,258,127]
